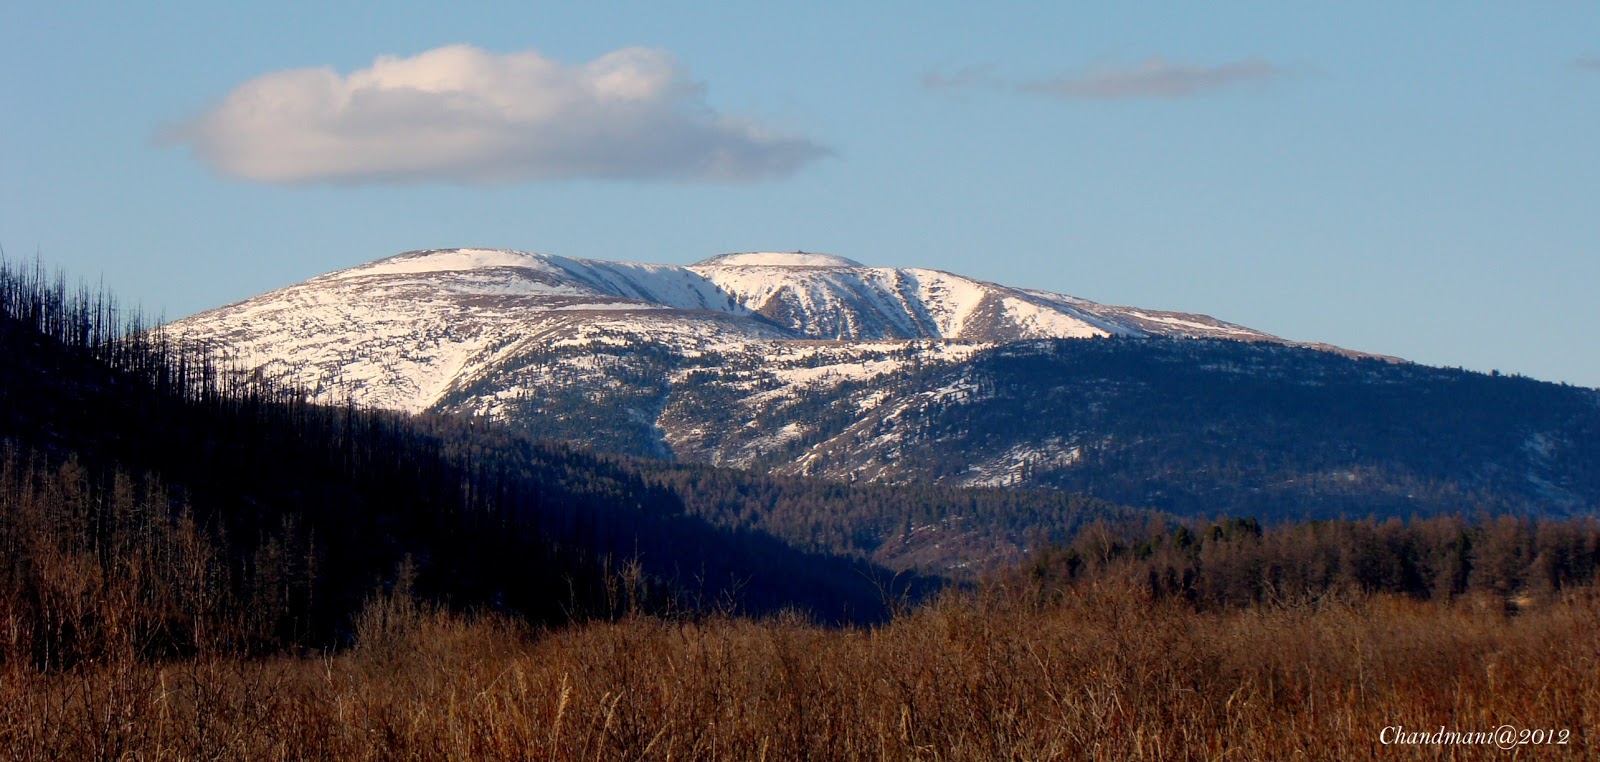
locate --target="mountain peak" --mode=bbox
[322,248,559,281]
[168,245,1319,415]
[694,251,864,268]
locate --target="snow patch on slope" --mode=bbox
[963,441,1083,488]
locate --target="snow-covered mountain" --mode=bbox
[163,247,1600,520]
[164,247,1371,478]
[166,247,1282,411]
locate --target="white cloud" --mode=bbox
[1573,56,1600,71]
[163,45,829,185]
[1021,57,1280,99]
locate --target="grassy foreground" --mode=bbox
[2,579,1596,760]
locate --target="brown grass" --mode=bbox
[2,579,1597,760]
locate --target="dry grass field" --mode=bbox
[3,577,1596,760]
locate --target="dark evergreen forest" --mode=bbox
[1027,513,1600,611]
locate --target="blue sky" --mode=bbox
[4,2,1597,386]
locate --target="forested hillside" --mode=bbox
[0,259,1148,659]
[416,315,1600,524]
[754,338,1600,519]
[0,260,906,648]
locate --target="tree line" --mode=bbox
[1028,514,1600,609]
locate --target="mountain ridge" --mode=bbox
[168,246,1321,415]
[157,246,1600,521]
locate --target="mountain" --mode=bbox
[165,248,1286,413]
[166,248,1600,520]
